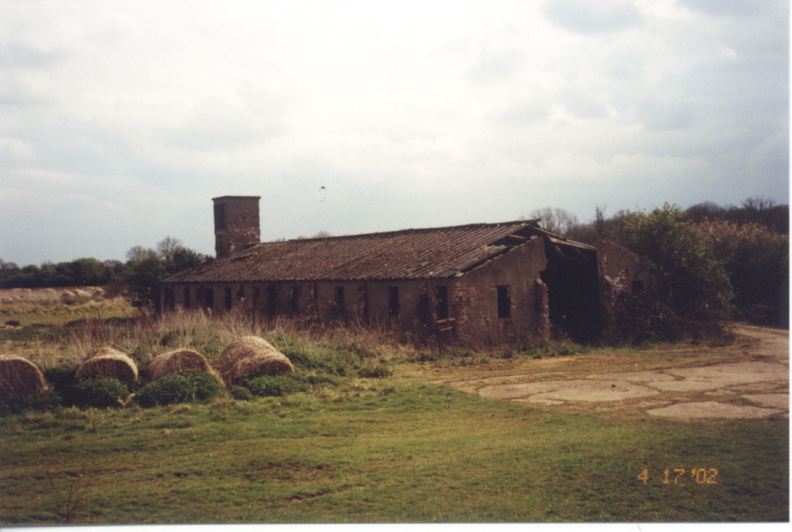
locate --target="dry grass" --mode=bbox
[148,349,221,383]
[3,305,408,371]
[0,354,47,399]
[215,336,294,386]
[75,349,138,382]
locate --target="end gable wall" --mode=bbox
[453,235,548,342]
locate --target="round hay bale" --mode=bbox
[84,346,126,361]
[76,348,138,382]
[148,349,222,384]
[216,336,294,385]
[0,354,47,399]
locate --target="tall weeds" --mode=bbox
[18,310,407,370]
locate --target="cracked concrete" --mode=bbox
[470,326,788,419]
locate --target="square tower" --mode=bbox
[212,196,261,258]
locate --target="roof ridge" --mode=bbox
[259,219,541,246]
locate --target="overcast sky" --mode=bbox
[0,0,788,266]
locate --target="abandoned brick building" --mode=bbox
[159,196,653,342]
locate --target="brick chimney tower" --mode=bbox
[212,196,261,258]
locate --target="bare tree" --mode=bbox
[156,236,184,262]
[529,207,579,236]
[126,245,156,262]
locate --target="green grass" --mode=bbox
[0,296,135,328]
[0,304,787,523]
[0,380,787,524]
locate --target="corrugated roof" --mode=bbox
[163,220,593,284]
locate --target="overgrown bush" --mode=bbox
[239,373,308,397]
[135,372,223,408]
[604,291,680,345]
[615,204,734,340]
[0,390,62,415]
[282,344,362,376]
[65,377,129,408]
[693,219,788,326]
[229,385,254,401]
[43,365,78,391]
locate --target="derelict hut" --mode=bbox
[159,196,645,342]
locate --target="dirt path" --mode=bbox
[444,326,789,420]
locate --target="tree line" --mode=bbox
[530,197,788,334]
[0,237,211,307]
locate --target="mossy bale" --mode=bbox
[215,336,294,386]
[0,354,47,399]
[76,347,138,382]
[148,349,222,384]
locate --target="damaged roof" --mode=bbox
[163,220,594,284]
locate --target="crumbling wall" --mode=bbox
[454,236,548,343]
[213,196,261,258]
[596,240,657,330]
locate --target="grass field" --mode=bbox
[0,295,788,524]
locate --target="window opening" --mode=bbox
[183,287,191,309]
[225,287,233,310]
[252,287,260,309]
[388,286,400,317]
[289,286,300,314]
[266,284,277,315]
[497,285,511,318]
[214,203,227,231]
[435,286,449,320]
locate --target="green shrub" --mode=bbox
[43,365,78,392]
[22,390,63,412]
[282,348,318,369]
[283,345,362,376]
[0,390,62,415]
[189,371,223,400]
[135,372,223,408]
[229,386,254,401]
[306,374,340,386]
[66,377,129,408]
[241,374,308,397]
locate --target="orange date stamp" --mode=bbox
[638,468,719,485]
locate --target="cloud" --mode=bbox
[163,95,287,153]
[0,41,65,68]
[543,0,643,34]
[0,1,786,265]
[678,0,772,18]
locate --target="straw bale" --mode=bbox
[0,354,47,399]
[216,336,294,385]
[148,349,222,383]
[84,346,126,361]
[76,348,138,382]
